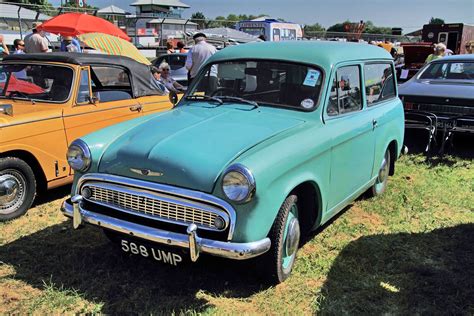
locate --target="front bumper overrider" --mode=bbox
[61,196,271,262]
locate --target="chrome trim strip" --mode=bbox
[0,115,63,128]
[62,200,270,260]
[75,173,237,240]
[82,181,230,232]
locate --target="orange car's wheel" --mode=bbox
[0,158,36,221]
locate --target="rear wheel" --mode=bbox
[0,157,36,221]
[264,194,301,283]
[370,149,391,197]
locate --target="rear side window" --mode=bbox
[327,65,362,116]
[91,66,131,87]
[364,63,396,106]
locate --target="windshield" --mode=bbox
[187,60,323,110]
[0,64,74,102]
[419,62,474,80]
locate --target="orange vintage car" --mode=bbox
[0,53,172,220]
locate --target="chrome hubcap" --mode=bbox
[377,156,389,183]
[285,217,300,257]
[0,171,26,215]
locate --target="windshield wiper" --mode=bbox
[185,94,223,104]
[7,91,36,104]
[216,96,259,109]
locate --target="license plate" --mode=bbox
[120,239,183,266]
[437,121,454,129]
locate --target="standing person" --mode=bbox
[0,35,10,57]
[12,39,25,54]
[158,62,185,93]
[465,40,474,54]
[185,32,217,87]
[166,42,175,54]
[425,43,446,63]
[24,22,49,53]
[176,41,187,53]
[60,36,81,52]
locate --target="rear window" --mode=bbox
[364,63,396,106]
[91,66,131,87]
[419,62,474,80]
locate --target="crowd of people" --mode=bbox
[2,22,473,97]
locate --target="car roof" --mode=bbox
[207,41,393,71]
[3,52,162,98]
[3,52,147,69]
[432,54,474,62]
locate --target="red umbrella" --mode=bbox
[37,13,130,41]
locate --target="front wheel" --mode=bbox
[0,157,37,221]
[264,194,301,283]
[370,148,391,197]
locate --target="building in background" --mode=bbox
[125,0,197,47]
[97,5,129,29]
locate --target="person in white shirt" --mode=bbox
[185,32,217,84]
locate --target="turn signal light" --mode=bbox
[404,102,415,110]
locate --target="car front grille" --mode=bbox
[81,182,229,232]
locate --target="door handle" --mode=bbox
[372,119,378,129]
[129,105,142,112]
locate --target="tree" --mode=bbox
[190,12,208,29]
[304,23,325,35]
[327,21,349,33]
[429,17,445,24]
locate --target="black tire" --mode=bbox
[263,194,301,284]
[369,148,391,197]
[0,157,36,221]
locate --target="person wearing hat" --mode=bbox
[60,35,81,52]
[185,32,217,86]
[24,22,49,53]
[425,43,446,63]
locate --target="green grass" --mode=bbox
[0,155,473,314]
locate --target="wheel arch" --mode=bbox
[387,139,398,176]
[289,180,323,234]
[0,150,47,193]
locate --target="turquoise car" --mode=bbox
[62,42,404,283]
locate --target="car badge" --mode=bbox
[130,168,163,177]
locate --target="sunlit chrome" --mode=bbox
[222,163,256,203]
[74,173,236,240]
[67,139,91,172]
[187,223,200,262]
[62,199,271,261]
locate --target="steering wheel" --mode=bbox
[210,87,239,97]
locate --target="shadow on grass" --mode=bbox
[0,222,267,313]
[32,185,71,208]
[319,224,474,314]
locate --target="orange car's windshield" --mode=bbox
[0,64,74,102]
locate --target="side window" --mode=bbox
[364,63,396,106]
[327,65,362,116]
[76,69,91,104]
[90,66,133,102]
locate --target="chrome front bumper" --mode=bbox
[61,196,271,261]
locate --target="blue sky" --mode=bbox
[52,0,474,32]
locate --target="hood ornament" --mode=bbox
[130,168,163,177]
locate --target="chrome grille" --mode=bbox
[82,183,228,231]
[417,103,474,115]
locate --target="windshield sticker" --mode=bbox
[301,98,314,109]
[303,70,320,87]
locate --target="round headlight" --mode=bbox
[66,139,91,172]
[222,164,255,203]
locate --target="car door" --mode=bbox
[62,65,142,146]
[363,62,398,177]
[324,64,375,212]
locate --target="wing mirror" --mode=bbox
[169,91,179,106]
[89,93,99,104]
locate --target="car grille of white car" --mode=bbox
[81,183,229,232]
